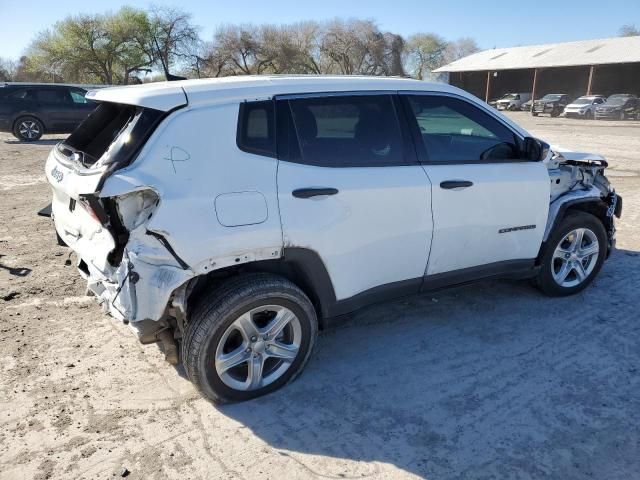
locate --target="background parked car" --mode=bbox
[594,94,639,120]
[0,83,97,141]
[563,95,606,119]
[521,99,533,112]
[494,92,531,111]
[532,94,571,117]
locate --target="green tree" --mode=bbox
[27,7,154,84]
[404,33,447,80]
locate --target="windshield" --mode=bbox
[605,97,629,106]
[572,98,592,105]
[500,94,518,100]
[542,94,562,101]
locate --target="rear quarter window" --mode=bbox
[236,101,276,158]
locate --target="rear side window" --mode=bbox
[237,100,275,157]
[286,95,405,167]
[403,95,521,163]
[36,89,71,103]
[6,89,35,100]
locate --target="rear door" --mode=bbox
[400,92,550,278]
[275,93,433,303]
[35,88,75,131]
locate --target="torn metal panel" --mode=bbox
[544,146,615,241]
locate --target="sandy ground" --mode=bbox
[1,113,639,480]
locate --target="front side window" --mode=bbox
[403,95,521,163]
[237,100,275,157]
[286,95,405,167]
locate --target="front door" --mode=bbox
[400,93,550,277]
[276,93,433,302]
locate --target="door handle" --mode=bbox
[292,188,339,199]
[440,180,473,190]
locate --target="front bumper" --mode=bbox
[595,110,622,119]
[533,104,554,113]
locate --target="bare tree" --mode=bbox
[619,24,640,37]
[146,6,200,75]
[443,37,479,64]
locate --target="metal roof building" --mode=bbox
[435,36,640,103]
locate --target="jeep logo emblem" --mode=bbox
[51,166,64,183]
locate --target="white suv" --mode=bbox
[45,76,622,402]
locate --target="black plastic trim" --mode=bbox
[146,230,190,270]
[421,259,537,292]
[282,247,538,323]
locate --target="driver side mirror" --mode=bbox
[523,136,547,161]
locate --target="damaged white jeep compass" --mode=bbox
[45,76,622,402]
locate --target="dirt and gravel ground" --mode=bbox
[1,112,639,480]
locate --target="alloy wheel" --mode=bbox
[551,228,600,288]
[214,305,302,391]
[18,120,41,140]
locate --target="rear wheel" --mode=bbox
[585,110,593,120]
[13,116,44,141]
[550,108,560,117]
[183,273,318,403]
[535,212,607,296]
[618,110,625,120]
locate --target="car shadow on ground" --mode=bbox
[216,249,640,479]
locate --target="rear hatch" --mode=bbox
[45,86,187,274]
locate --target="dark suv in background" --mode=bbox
[532,94,571,117]
[594,94,639,120]
[0,83,96,141]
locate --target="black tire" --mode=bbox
[13,116,44,142]
[535,212,607,297]
[550,108,560,118]
[183,273,318,403]
[532,112,539,117]
[585,110,593,120]
[618,110,625,121]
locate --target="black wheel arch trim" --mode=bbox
[538,196,616,263]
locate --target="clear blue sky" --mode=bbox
[1,0,639,59]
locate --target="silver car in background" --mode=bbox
[563,95,606,119]
[495,92,531,111]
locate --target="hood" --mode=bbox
[549,145,606,163]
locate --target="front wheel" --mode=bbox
[550,108,561,117]
[183,273,318,403]
[535,212,607,296]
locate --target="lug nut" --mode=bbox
[251,336,257,342]
[245,348,251,353]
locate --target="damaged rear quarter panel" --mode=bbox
[99,101,283,322]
